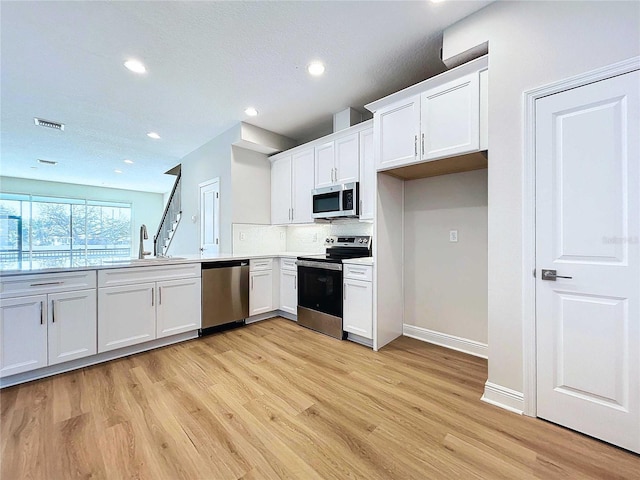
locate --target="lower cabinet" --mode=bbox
[279,257,297,315]
[249,258,274,316]
[97,264,201,353]
[0,270,98,378]
[343,264,373,340]
[98,283,156,353]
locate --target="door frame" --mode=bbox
[198,177,220,254]
[522,56,640,417]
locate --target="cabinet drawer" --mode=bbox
[343,264,373,282]
[0,270,96,299]
[98,263,200,287]
[280,257,297,271]
[250,258,273,272]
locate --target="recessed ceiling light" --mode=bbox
[114,169,123,174]
[124,159,134,164]
[147,132,160,139]
[244,107,258,117]
[124,59,146,74]
[307,61,325,76]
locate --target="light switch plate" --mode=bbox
[240,232,246,241]
[449,230,458,242]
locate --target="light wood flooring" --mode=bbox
[1,317,638,479]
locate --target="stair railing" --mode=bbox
[154,171,182,256]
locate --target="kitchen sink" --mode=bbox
[103,256,187,265]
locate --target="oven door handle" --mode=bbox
[296,260,342,271]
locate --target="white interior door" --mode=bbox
[536,70,639,453]
[199,178,220,255]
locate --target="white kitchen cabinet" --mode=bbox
[291,148,314,224]
[271,155,292,225]
[315,133,360,188]
[48,289,97,366]
[98,283,156,353]
[359,128,375,220]
[369,57,488,172]
[271,149,314,225]
[421,72,480,161]
[156,277,201,339]
[0,270,98,378]
[0,294,48,377]
[314,141,335,188]
[97,264,201,353]
[375,95,421,170]
[250,270,273,316]
[343,264,373,340]
[279,258,297,316]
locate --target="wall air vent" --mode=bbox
[37,159,58,166]
[34,117,64,131]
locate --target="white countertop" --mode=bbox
[0,251,321,277]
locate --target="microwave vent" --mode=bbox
[34,118,65,131]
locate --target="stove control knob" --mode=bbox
[325,238,331,243]
[358,238,364,244]
[330,238,335,243]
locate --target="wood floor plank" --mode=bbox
[1,317,639,479]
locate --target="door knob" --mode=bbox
[541,269,573,281]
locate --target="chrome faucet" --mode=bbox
[138,224,151,259]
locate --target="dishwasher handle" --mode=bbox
[201,259,250,270]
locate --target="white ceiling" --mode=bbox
[0,1,491,194]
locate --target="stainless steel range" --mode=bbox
[296,235,371,339]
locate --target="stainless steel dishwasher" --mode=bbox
[201,260,249,332]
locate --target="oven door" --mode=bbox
[297,260,343,318]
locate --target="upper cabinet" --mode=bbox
[271,148,314,225]
[359,128,375,221]
[314,132,359,188]
[367,55,488,173]
[270,121,372,226]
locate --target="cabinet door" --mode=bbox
[375,95,420,170]
[0,295,48,377]
[359,128,375,221]
[421,72,480,161]
[98,283,156,353]
[249,271,273,316]
[292,148,314,224]
[48,290,97,366]
[343,279,373,339]
[271,156,292,225]
[156,277,201,338]
[334,133,359,184]
[314,142,335,188]
[279,269,297,316]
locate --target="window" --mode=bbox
[0,193,132,270]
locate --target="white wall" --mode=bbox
[231,146,271,225]
[442,1,640,396]
[404,169,487,344]
[169,124,239,255]
[0,176,164,255]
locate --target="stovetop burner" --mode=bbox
[297,235,371,263]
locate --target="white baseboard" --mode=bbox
[402,324,488,359]
[481,381,524,415]
[347,332,373,348]
[245,311,278,324]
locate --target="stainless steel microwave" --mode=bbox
[312,182,359,220]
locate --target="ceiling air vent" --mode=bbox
[34,117,64,131]
[37,159,58,166]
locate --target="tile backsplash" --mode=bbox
[232,220,373,254]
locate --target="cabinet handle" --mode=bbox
[30,281,63,287]
[151,288,154,306]
[159,287,162,305]
[40,301,44,325]
[414,135,418,157]
[359,199,362,214]
[51,299,55,323]
[251,276,254,290]
[421,133,425,156]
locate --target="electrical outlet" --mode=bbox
[239,232,246,241]
[280,231,286,241]
[449,230,458,242]
[313,233,318,242]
